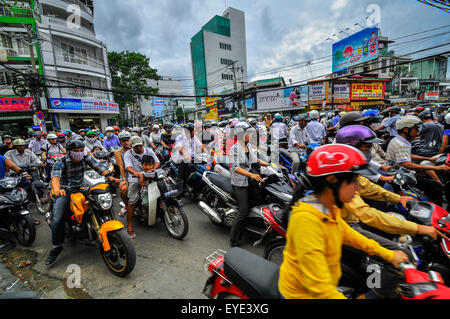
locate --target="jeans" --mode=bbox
[288,151,301,174]
[230,186,249,245]
[51,196,70,248]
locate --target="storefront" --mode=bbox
[0,97,53,138]
[349,79,388,111]
[48,98,119,132]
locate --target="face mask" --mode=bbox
[107,133,114,139]
[370,123,380,131]
[87,137,97,143]
[70,151,84,162]
[364,151,372,163]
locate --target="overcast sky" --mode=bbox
[93,0,450,93]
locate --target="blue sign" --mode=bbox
[36,111,44,120]
[50,98,82,110]
[332,27,379,73]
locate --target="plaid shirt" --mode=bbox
[386,135,411,165]
[51,153,106,188]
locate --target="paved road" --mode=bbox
[0,196,264,299]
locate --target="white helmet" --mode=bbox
[152,124,160,130]
[118,131,132,140]
[396,115,422,130]
[309,110,319,120]
[105,126,114,133]
[47,134,57,140]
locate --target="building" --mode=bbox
[190,7,247,101]
[37,0,117,132]
[0,0,45,138]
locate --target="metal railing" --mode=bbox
[0,5,33,18]
[48,17,96,37]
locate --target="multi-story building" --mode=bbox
[0,0,45,138]
[190,7,247,101]
[37,0,117,131]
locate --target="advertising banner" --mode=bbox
[309,83,325,104]
[50,98,119,112]
[152,97,170,118]
[256,89,284,111]
[332,27,379,73]
[284,86,308,108]
[205,96,218,121]
[351,82,385,100]
[424,92,439,100]
[0,97,34,112]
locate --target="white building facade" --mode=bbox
[37,0,117,132]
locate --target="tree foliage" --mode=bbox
[108,51,160,113]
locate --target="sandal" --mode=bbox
[119,207,127,217]
[127,230,136,239]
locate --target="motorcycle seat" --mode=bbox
[272,206,289,229]
[208,173,234,195]
[224,247,280,299]
[279,148,291,159]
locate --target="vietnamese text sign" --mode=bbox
[332,27,379,73]
[0,97,34,112]
[309,83,325,103]
[205,96,218,121]
[50,98,119,112]
[351,82,385,100]
[256,89,283,110]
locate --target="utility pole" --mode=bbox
[231,61,245,117]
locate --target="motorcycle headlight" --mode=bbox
[157,170,167,179]
[97,193,112,210]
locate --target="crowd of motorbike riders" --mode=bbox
[0,102,450,299]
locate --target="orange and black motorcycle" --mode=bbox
[46,182,136,277]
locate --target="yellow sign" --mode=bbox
[351,82,385,100]
[205,96,218,121]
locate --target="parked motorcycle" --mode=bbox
[17,163,52,215]
[0,175,35,246]
[123,163,189,240]
[46,182,136,277]
[198,164,293,239]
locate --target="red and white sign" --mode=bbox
[424,92,439,100]
[0,97,33,112]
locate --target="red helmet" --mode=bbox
[113,126,120,131]
[56,132,65,137]
[306,144,375,177]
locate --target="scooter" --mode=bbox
[125,163,189,240]
[202,247,450,299]
[198,164,293,239]
[0,175,35,246]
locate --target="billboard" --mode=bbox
[350,82,385,100]
[50,98,119,112]
[332,27,379,73]
[0,97,34,112]
[205,96,218,121]
[284,86,308,108]
[308,82,326,104]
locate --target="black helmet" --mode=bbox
[66,139,85,151]
[390,106,401,114]
[418,110,433,120]
[94,150,108,160]
[2,134,12,140]
[184,123,195,133]
[339,112,368,128]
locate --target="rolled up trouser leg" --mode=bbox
[289,152,301,174]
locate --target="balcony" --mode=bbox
[4,46,31,58]
[0,5,34,19]
[61,87,110,101]
[48,16,95,38]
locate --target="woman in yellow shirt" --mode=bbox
[278,144,409,299]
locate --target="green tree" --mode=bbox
[108,51,160,126]
[175,106,185,122]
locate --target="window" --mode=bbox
[61,43,88,65]
[222,73,233,80]
[381,59,387,74]
[67,77,93,97]
[220,58,233,66]
[0,34,13,49]
[0,71,17,85]
[219,42,231,50]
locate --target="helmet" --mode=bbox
[130,136,143,147]
[152,124,159,130]
[292,116,299,121]
[164,123,173,129]
[390,106,401,114]
[233,122,254,135]
[229,119,239,128]
[306,144,375,177]
[33,131,42,137]
[113,126,120,131]
[47,134,57,140]
[105,127,114,133]
[56,132,65,137]
[118,131,131,140]
[418,110,433,120]
[85,130,96,136]
[339,112,368,127]
[396,115,422,130]
[94,150,108,160]
[66,139,85,151]
[13,139,27,146]
[274,114,283,122]
[132,127,142,133]
[184,123,195,133]
[335,125,382,146]
[309,110,319,120]
[2,134,12,140]
[415,106,425,113]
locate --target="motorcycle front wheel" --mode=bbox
[100,229,136,277]
[35,189,53,214]
[14,214,36,247]
[163,203,189,240]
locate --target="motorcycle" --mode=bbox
[107,146,121,179]
[0,175,36,246]
[17,163,52,215]
[184,153,215,200]
[202,247,450,299]
[198,164,293,239]
[278,143,320,187]
[46,182,136,277]
[123,163,189,240]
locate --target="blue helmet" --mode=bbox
[274,114,283,122]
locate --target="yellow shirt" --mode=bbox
[278,197,394,299]
[341,176,418,236]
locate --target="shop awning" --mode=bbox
[0,114,34,121]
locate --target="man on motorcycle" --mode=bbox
[149,124,162,149]
[42,134,66,182]
[84,130,106,155]
[270,114,289,143]
[56,132,67,149]
[161,123,176,161]
[45,139,120,266]
[28,131,48,154]
[386,115,449,206]
[103,127,121,150]
[279,144,410,299]
[115,131,132,217]
[415,110,443,158]
[123,136,160,238]
[305,110,327,144]
[288,114,311,174]
[132,127,151,148]
[0,134,14,156]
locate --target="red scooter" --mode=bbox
[202,247,450,299]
